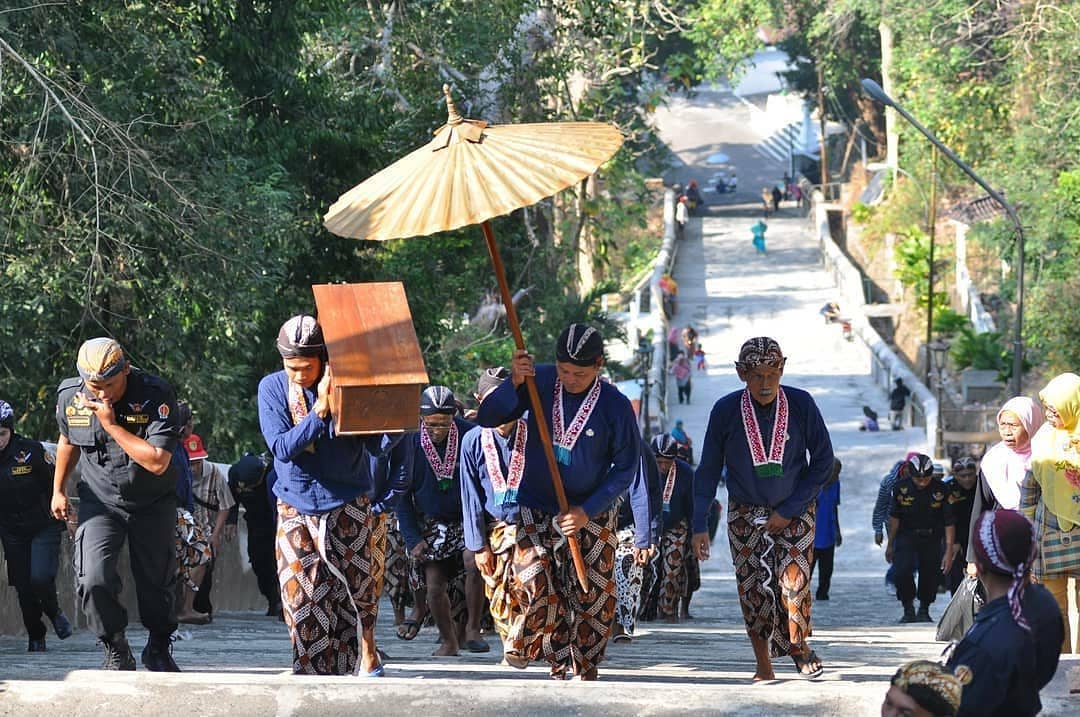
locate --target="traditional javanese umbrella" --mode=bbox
[324,86,624,591]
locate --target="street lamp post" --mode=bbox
[861,79,1026,398]
[929,339,950,459]
[637,337,654,441]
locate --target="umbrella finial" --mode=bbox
[443,84,463,125]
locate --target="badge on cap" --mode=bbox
[158,403,170,420]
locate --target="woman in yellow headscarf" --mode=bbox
[1022,372,1080,653]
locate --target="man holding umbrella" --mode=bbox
[478,323,641,680]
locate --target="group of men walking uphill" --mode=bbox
[30,315,835,682]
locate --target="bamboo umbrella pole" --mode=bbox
[480,220,591,592]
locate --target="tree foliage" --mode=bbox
[0,1,690,452]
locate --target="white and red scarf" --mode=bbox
[481,420,527,505]
[661,460,677,512]
[420,419,459,491]
[552,377,602,465]
[740,388,788,478]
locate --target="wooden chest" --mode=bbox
[312,282,429,434]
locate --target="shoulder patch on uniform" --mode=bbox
[158,403,170,420]
[58,376,84,393]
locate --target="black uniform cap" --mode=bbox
[906,453,935,478]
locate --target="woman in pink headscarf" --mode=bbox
[965,397,1044,567]
[979,397,1044,510]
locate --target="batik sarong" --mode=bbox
[481,520,525,656]
[276,494,384,675]
[408,518,467,624]
[613,527,644,634]
[657,520,690,617]
[728,501,815,657]
[382,514,412,612]
[511,506,618,678]
[175,508,212,591]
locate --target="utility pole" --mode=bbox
[925,146,938,385]
[817,63,829,188]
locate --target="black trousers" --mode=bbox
[193,558,215,614]
[894,532,942,606]
[945,540,969,594]
[1,524,63,640]
[74,494,177,639]
[810,545,835,597]
[247,521,279,605]
[677,381,691,403]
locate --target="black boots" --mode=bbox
[142,633,181,672]
[102,633,137,670]
[899,603,917,623]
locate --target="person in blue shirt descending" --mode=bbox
[257,314,387,677]
[478,323,641,681]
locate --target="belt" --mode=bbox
[905,528,940,537]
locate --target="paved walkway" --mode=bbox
[1,89,1076,716]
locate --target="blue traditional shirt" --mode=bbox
[460,424,523,552]
[257,370,380,515]
[693,386,834,532]
[814,480,841,549]
[946,584,1063,717]
[477,366,641,518]
[393,416,476,550]
[617,444,661,549]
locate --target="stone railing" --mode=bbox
[1,466,268,636]
[813,193,937,453]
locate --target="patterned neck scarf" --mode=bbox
[661,460,677,512]
[481,421,527,506]
[420,419,459,491]
[552,377,602,465]
[288,382,315,453]
[740,388,788,478]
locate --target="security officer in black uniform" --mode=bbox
[0,400,73,651]
[50,337,182,671]
[944,455,977,593]
[885,453,956,623]
[226,452,280,616]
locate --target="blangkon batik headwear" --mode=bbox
[0,400,14,430]
[650,433,679,459]
[475,367,510,402]
[890,660,967,717]
[735,337,785,371]
[276,315,326,359]
[76,337,129,382]
[555,323,604,366]
[420,385,457,416]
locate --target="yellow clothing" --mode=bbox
[1031,373,1080,530]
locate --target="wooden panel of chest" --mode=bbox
[312,282,429,434]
